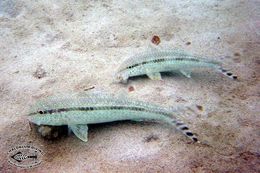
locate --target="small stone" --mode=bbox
[33,65,46,79]
[144,134,159,142]
[128,86,135,92]
[234,52,241,56]
[255,59,260,65]
[196,105,203,111]
[175,97,187,103]
[186,41,191,45]
[33,124,68,140]
[151,35,161,45]
[84,86,95,91]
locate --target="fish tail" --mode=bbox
[218,67,238,80]
[170,119,199,143]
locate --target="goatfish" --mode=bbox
[115,49,237,83]
[28,93,199,143]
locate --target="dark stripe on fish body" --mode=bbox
[126,57,200,70]
[29,106,171,117]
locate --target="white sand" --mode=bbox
[0,0,259,172]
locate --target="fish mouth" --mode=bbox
[27,116,41,125]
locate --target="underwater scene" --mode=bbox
[0,0,259,172]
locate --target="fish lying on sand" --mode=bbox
[115,49,237,83]
[28,93,199,143]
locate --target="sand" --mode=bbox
[0,0,259,172]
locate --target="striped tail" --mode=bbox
[171,119,199,143]
[219,68,238,80]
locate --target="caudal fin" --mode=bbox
[171,119,199,143]
[219,68,238,80]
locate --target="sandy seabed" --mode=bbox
[0,0,259,172]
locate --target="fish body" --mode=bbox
[115,50,237,83]
[11,152,37,162]
[28,94,198,143]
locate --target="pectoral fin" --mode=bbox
[69,124,89,142]
[147,72,162,80]
[180,70,192,78]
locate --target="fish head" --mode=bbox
[28,110,50,125]
[28,102,70,139]
[27,108,65,126]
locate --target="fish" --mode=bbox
[114,49,237,83]
[11,152,37,162]
[28,93,199,143]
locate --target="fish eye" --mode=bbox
[38,110,44,114]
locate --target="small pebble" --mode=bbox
[144,134,159,142]
[186,41,191,45]
[33,65,46,79]
[33,124,68,140]
[151,35,161,45]
[128,86,135,92]
[196,105,203,111]
[255,59,260,65]
[234,52,241,56]
[84,86,95,91]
